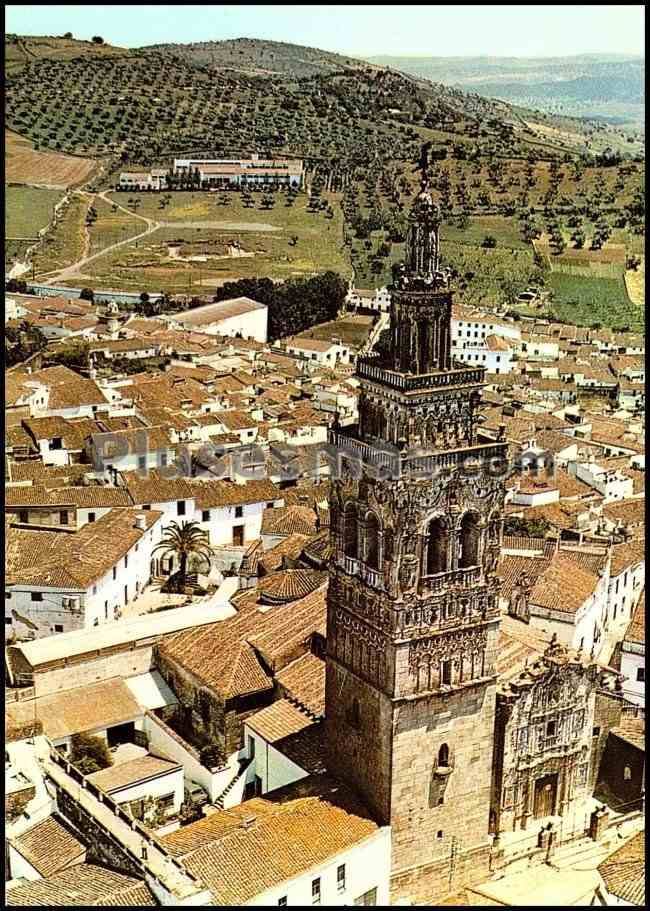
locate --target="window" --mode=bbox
[5,592,11,600]
[51,437,63,450]
[425,517,448,575]
[30,592,43,602]
[441,659,452,686]
[59,510,70,525]
[235,506,243,518]
[54,624,64,633]
[177,501,186,516]
[18,510,28,524]
[88,512,96,523]
[312,878,321,905]
[5,617,12,625]
[142,504,151,511]
[592,726,601,738]
[546,720,557,738]
[344,503,358,560]
[138,455,146,471]
[113,567,117,581]
[278,898,287,907]
[267,501,275,508]
[159,793,175,810]
[248,735,255,759]
[438,743,450,768]
[459,512,481,568]
[354,888,377,906]
[202,510,210,522]
[637,668,645,682]
[365,511,380,570]
[337,864,346,892]
[124,555,129,569]
[160,452,168,468]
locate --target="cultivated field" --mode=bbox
[56,189,350,292]
[6,129,97,188]
[32,193,89,275]
[6,186,63,238]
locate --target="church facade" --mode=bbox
[323,165,619,903]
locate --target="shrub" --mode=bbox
[69,732,113,775]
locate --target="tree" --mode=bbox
[153,521,212,591]
[5,321,48,367]
[79,287,95,302]
[69,732,113,775]
[63,31,73,39]
[482,236,497,249]
[91,35,104,45]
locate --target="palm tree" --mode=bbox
[153,521,212,591]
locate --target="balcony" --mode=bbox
[419,566,482,594]
[338,555,384,590]
[357,357,485,392]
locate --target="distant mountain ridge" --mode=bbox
[366,54,644,124]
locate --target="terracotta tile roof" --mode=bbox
[176,297,266,326]
[24,365,109,410]
[11,815,85,878]
[598,831,645,904]
[248,585,327,672]
[602,497,645,528]
[497,554,550,601]
[276,721,327,775]
[6,863,157,906]
[215,409,259,431]
[121,469,197,505]
[275,652,326,716]
[161,775,380,905]
[246,697,315,742]
[261,504,320,536]
[258,533,312,574]
[5,508,162,588]
[624,591,645,647]
[5,678,141,741]
[610,541,645,577]
[301,529,333,567]
[610,716,645,751]
[87,754,181,793]
[6,461,90,483]
[530,553,599,614]
[191,478,281,509]
[496,615,551,682]
[258,569,327,604]
[5,484,133,509]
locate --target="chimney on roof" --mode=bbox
[134,513,147,530]
[241,815,257,829]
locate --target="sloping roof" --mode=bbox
[261,504,320,536]
[496,615,551,682]
[6,863,157,906]
[275,652,326,716]
[258,569,326,604]
[160,775,381,905]
[87,754,181,793]
[624,591,645,647]
[11,815,85,878]
[191,478,281,509]
[598,831,645,904]
[5,678,141,740]
[21,365,109,410]
[530,554,599,614]
[176,297,266,326]
[5,508,162,589]
[246,698,315,743]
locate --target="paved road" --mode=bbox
[38,191,160,285]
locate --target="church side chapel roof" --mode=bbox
[624,590,645,647]
[498,631,617,700]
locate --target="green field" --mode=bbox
[441,216,531,250]
[5,185,63,238]
[60,189,351,292]
[32,193,88,275]
[547,272,641,331]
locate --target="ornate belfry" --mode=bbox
[325,160,509,902]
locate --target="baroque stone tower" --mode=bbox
[325,168,508,903]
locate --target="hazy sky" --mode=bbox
[5,4,645,57]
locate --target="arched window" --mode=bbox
[343,503,358,559]
[459,512,481,568]
[365,512,381,569]
[624,766,632,781]
[425,518,448,575]
[438,743,450,768]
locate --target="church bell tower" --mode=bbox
[325,163,508,902]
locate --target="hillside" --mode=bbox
[139,37,379,76]
[367,54,645,127]
[5,33,129,71]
